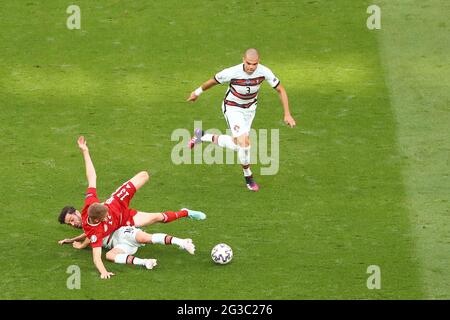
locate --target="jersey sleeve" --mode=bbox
[87,230,103,248]
[262,66,281,88]
[84,187,99,207]
[214,67,234,84]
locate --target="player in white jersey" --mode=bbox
[187,48,296,191]
[69,225,196,272]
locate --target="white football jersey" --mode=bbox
[214,63,280,110]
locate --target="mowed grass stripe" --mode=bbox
[377,0,450,298]
[0,1,424,298]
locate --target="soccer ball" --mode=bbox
[211,243,233,265]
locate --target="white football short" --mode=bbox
[106,226,144,255]
[222,103,256,137]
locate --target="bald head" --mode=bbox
[244,48,260,60]
[242,48,260,74]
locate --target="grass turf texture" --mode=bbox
[0,0,448,299]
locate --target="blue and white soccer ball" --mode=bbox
[211,243,233,265]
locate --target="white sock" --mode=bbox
[114,254,127,264]
[170,237,184,248]
[131,257,145,266]
[151,233,183,247]
[201,133,213,142]
[217,135,239,151]
[151,233,167,244]
[238,146,251,166]
[114,254,145,266]
[242,166,252,177]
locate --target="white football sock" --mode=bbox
[170,237,184,248]
[201,133,213,142]
[151,233,183,247]
[242,166,252,177]
[114,254,145,266]
[217,135,239,151]
[114,254,127,264]
[151,233,166,245]
[131,257,145,266]
[238,146,251,166]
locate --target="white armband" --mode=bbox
[194,87,203,96]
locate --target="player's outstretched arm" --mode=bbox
[73,237,90,250]
[187,78,219,102]
[58,233,86,245]
[92,247,114,279]
[275,84,296,128]
[77,136,97,188]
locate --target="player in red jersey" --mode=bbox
[58,136,205,279]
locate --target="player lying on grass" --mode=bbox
[187,48,296,192]
[70,220,196,275]
[58,136,206,243]
[58,136,205,279]
[58,202,203,245]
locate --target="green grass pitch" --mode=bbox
[0,0,449,299]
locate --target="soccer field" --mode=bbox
[0,0,449,299]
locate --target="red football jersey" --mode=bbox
[81,182,137,248]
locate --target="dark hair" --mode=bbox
[58,206,76,224]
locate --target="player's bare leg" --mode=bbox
[135,231,196,255]
[132,212,165,227]
[105,247,157,270]
[129,171,150,190]
[236,133,259,192]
